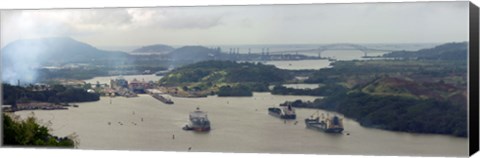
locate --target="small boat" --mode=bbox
[305,111,344,133]
[183,107,211,132]
[268,104,296,119]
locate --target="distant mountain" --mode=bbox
[383,42,467,60]
[1,37,129,64]
[132,44,174,54]
[1,37,131,84]
[168,46,221,62]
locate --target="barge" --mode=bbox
[151,93,174,104]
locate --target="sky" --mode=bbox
[0,1,470,48]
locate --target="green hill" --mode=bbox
[383,42,467,60]
[132,44,174,53]
[360,76,466,103]
[1,37,131,84]
[160,60,293,96]
[167,46,221,62]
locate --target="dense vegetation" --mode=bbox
[3,114,75,147]
[217,85,253,97]
[383,42,467,60]
[160,60,292,96]
[37,68,108,80]
[162,60,292,84]
[2,84,100,105]
[288,42,468,137]
[271,84,347,96]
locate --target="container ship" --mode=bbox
[151,93,174,104]
[268,104,296,119]
[183,107,211,132]
[305,111,344,133]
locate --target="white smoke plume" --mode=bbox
[2,39,46,85]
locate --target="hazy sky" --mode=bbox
[0,1,469,48]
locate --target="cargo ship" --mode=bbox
[305,111,344,133]
[268,104,296,119]
[151,93,174,104]
[183,107,211,132]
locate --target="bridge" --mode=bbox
[257,43,397,57]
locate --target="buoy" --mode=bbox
[188,147,192,151]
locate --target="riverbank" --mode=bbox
[14,102,69,111]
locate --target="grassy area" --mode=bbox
[160,60,289,97]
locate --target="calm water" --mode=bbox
[262,50,390,70]
[264,60,332,70]
[15,93,467,156]
[269,84,320,90]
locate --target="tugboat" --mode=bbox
[268,104,296,119]
[305,111,344,133]
[151,93,174,104]
[183,107,211,132]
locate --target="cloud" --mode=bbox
[1,2,469,47]
[75,9,133,26]
[127,8,226,30]
[160,14,224,29]
[1,9,136,47]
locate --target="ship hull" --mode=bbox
[183,125,210,132]
[268,111,296,119]
[305,119,343,133]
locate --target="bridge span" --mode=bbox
[250,43,397,57]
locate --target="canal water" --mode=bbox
[15,93,467,157]
[14,48,468,156]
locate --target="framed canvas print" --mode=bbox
[1,0,479,158]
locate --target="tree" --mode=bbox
[2,114,76,147]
